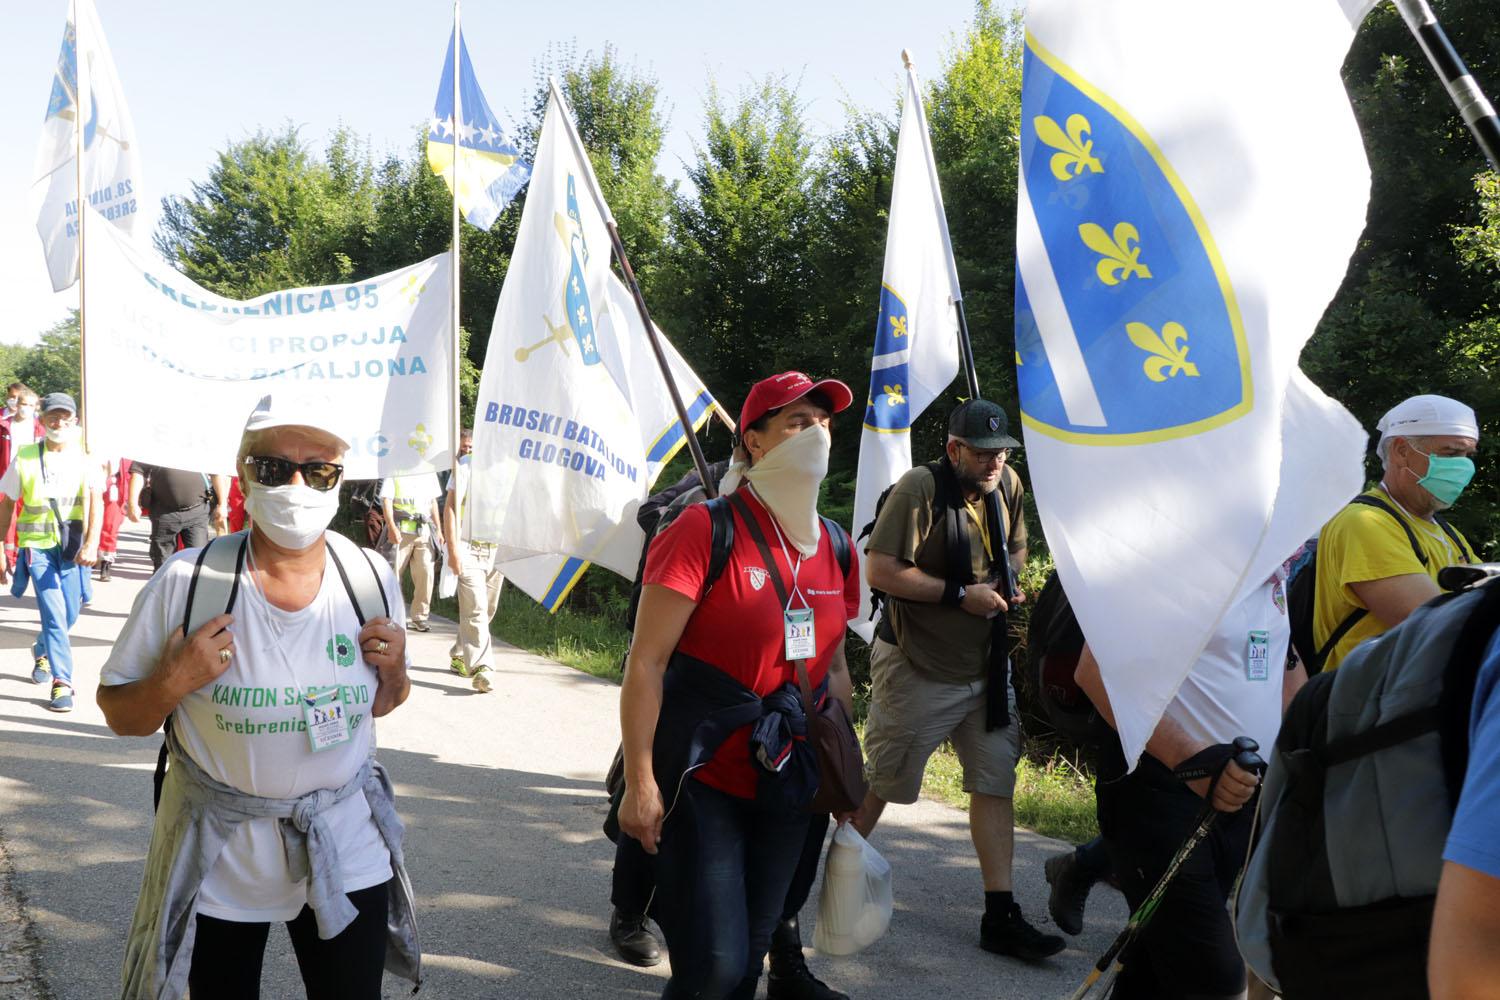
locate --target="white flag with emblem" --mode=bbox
[847,57,962,641]
[31,0,143,292]
[470,90,719,599]
[1016,1,1373,766]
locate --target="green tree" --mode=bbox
[16,312,81,405]
[662,76,819,393]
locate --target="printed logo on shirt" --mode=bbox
[1271,580,1286,616]
[745,566,767,592]
[806,588,842,596]
[326,634,356,667]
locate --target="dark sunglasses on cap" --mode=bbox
[245,456,344,492]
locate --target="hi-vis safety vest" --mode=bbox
[391,478,424,534]
[14,443,83,550]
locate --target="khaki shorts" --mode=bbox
[863,638,1021,803]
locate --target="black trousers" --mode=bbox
[147,506,210,571]
[613,805,830,926]
[187,881,389,1000]
[1097,757,1253,1000]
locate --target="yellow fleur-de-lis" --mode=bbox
[1034,113,1103,181]
[408,423,434,456]
[1126,322,1199,382]
[401,274,426,305]
[889,314,908,338]
[1079,222,1151,285]
[882,384,907,407]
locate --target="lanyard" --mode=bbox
[752,487,809,613]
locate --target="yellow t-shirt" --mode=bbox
[1313,488,1475,671]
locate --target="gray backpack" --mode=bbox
[1234,576,1500,999]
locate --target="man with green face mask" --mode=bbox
[1312,394,1481,672]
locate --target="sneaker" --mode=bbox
[471,668,492,694]
[48,683,73,713]
[980,904,1066,962]
[98,562,112,582]
[31,657,49,685]
[1045,849,1095,936]
[608,907,661,967]
[408,619,431,633]
[449,657,472,677]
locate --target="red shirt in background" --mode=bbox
[644,487,859,799]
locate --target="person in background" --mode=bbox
[95,457,132,582]
[380,472,444,632]
[1311,394,1479,672]
[0,393,102,712]
[127,464,230,571]
[0,383,43,571]
[443,430,505,693]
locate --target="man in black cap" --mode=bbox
[854,399,1064,962]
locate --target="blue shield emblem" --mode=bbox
[863,285,912,433]
[564,175,600,365]
[1015,34,1251,445]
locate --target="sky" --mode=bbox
[2,0,991,348]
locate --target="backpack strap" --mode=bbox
[1349,494,1428,567]
[819,515,851,579]
[700,496,736,599]
[1434,514,1477,565]
[183,532,249,639]
[929,460,974,585]
[324,531,390,625]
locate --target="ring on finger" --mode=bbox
[376,639,390,655]
[219,648,232,665]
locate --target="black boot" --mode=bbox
[608,907,661,967]
[767,916,849,1000]
[980,902,1066,962]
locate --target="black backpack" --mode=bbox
[1287,493,1474,673]
[1012,570,1115,757]
[1235,575,1500,999]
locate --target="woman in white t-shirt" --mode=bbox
[98,395,417,1000]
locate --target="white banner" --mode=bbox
[470,92,718,591]
[1017,1,1370,766]
[31,0,143,293]
[83,214,453,478]
[848,60,962,641]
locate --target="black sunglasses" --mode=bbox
[245,456,344,492]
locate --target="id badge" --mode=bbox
[1246,630,1270,682]
[302,686,352,753]
[784,607,816,661]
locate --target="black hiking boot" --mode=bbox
[980,903,1066,962]
[608,907,661,967]
[1044,849,1095,936]
[767,917,849,1000]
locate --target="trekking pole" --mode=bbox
[1067,739,1267,1000]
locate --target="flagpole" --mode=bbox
[547,77,719,498]
[75,0,89,449]
[903,50,1015,596]
[1392,0,1500,171]
[448,0,463,479]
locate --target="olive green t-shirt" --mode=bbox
[866,463,1026,683]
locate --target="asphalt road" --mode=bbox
[0,526,1126,999]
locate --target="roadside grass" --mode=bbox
[429,581,1098,844]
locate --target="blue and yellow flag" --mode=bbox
[427,30,530,230]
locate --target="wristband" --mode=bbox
[941,579,964,608]
[1173,736,1261,802]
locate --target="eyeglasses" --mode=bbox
[961,444,1011,466]
[245,456,344,492]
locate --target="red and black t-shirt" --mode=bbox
[643,488,860,799]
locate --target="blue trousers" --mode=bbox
[655,780,811,1000]
[19,548,85,686]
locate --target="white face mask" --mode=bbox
[45,424,80,445]
[744,423,831,558]
[243,481,340,550]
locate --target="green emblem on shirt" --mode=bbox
[327,634,356,667]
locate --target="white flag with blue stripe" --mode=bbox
[1017,0,1371,767]
[847,58,962,641]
